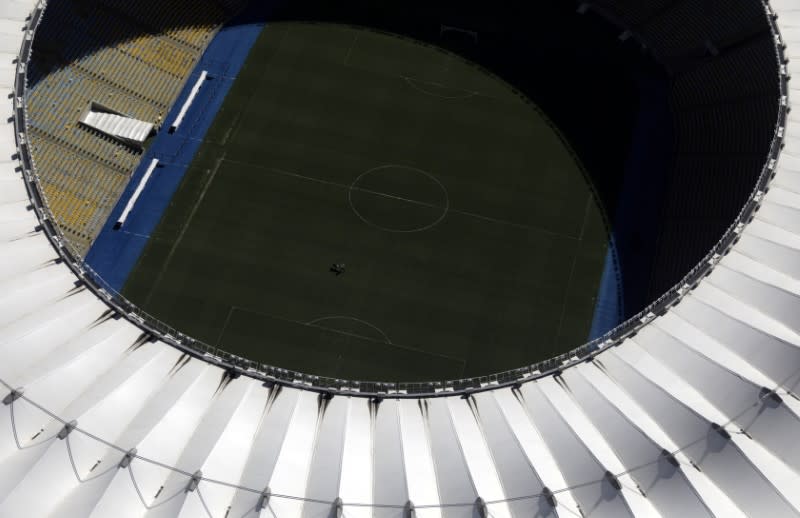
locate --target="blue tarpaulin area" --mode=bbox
[588,239,623,341]
[85,5,267,289]
[587,77,673,340]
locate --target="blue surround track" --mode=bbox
[588,238,623,340]
[588,76,673,339]
[85,5,267,289]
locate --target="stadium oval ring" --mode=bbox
[0,1,799,517]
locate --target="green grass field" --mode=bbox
[122,22,609,381]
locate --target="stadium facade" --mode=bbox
[0,0,799,516]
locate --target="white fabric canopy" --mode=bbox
[0,0,798,517]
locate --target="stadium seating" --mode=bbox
[99,0,223,50]
[24,0,230,255]
[588,0,768,59]
[585,0,782,302]
[27,133,127,250]
[0,0,798,517]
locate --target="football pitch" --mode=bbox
[122,22,609,381]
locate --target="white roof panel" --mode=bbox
[0,1,797,517]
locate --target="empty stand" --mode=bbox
[24,0,237,255]
[581,0,780,310]
[0,0,798,516]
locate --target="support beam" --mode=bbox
[711,423,731,441]
[475,497,487,518]
[119,448,137,469]
[2,388,23,405]
[660,449,679,468]
[334,497,343,518]
[57,420,77,440]
[186,470,202,493]
[542,487,557,509]
[604,471,621,491]
[760,387,783,405]
[256,487,272,512]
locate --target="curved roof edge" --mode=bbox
[0,1,799,516]
[4,0,792,397]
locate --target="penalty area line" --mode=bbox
[215,305,237,346]
[142,153,226,308]
[225,305,467,364]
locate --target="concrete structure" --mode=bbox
[0,0,798,517]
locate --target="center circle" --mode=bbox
[348,165,449,232]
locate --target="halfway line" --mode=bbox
[224,158,579,239]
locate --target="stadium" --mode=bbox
[0,0,798,516]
